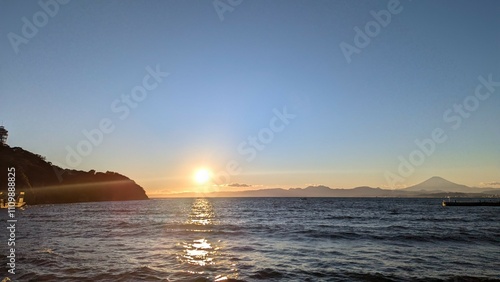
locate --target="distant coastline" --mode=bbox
[0,145,148,205]
[161,177,500,198]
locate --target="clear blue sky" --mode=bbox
[1,0,499,195]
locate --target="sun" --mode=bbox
[194,169,212,185]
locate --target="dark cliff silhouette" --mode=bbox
[0,145,148,205]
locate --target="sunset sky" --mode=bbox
[1,0,499,196]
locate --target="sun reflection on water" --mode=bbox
[187,198,215,226]
[182,238,217,266]
[175,198,239,280]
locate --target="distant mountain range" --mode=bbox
[168,176,500,198]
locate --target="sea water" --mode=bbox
[1,198,499,281]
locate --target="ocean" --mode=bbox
[1,198,499,281]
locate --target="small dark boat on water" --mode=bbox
[442,200,500,207]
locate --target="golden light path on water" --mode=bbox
[176,198,239,281]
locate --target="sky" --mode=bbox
[1,0,499,196]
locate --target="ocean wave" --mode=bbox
[6,198,500,281]
[249,268,286,279]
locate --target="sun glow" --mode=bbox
[194,169,212,185]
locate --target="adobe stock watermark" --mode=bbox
[211,106,297,186]
[7,0,70,54]
[339,0,407,64]
[5,168,18,277]
[52,65,169,181]
[384,74,500,187]
[213,0,243,21]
